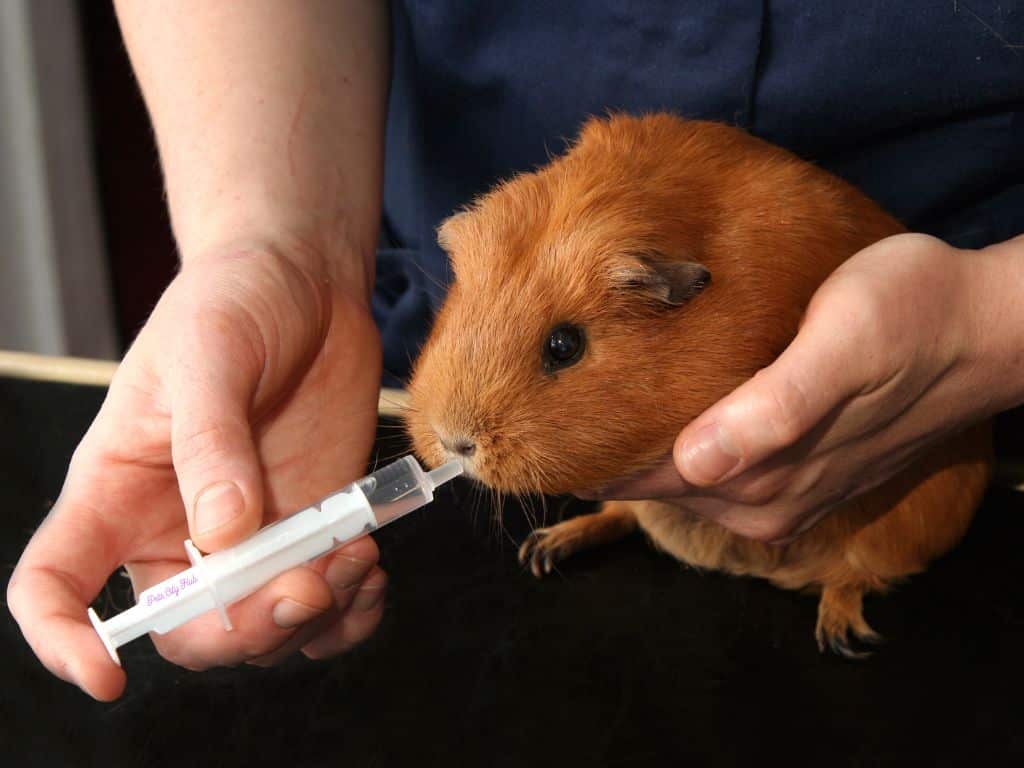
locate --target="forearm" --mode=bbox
[967,234,1024,417]
[114,0,389,295]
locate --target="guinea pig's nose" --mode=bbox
[441,435,477,457]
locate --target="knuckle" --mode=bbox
[733,517,793,543]
[154,632,236,670]
[762,377,811,447]
[238,636,276,661]
[67,439,97,472]
[5,571,28,621]
[726,472,787,506]
[174,422,237,467]
[730,485,776,506]
[831,278,890,349]
[154,643,205,670]
[302,644,336,661]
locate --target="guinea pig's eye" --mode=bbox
[543,323,586,373]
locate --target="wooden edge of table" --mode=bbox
[3,349,1021,491]
[0,349,411,419]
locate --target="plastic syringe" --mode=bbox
[88,455,462,665]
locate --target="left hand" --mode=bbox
[592,233,1022,543]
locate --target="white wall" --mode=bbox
[0,0,117,359]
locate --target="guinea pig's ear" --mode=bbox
[611,254,711,307]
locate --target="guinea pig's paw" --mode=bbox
[814,583,884,661]
[517,519,593,579]
[518,504,640,579]
[518,527,567,579]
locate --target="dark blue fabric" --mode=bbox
[374,1,1023,386]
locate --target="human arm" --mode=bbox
[8,0,391,699]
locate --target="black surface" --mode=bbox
[3,375,1024,767]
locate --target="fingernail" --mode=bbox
[272,598,325,629]
[194,481,244,535]
[325,554,373,590]
[352,575,387,612]
[680,422,740,484]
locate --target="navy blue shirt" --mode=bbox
[374,2,1023,386]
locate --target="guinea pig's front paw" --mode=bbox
[517,502,639,579]
[518,525,579,579]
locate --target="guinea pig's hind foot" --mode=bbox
[517,501,638,579]
[815,582,884,660]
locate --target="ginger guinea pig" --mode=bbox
[405,113,992,657]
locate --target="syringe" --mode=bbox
[88,456,462,664]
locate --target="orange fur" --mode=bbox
[406,114,992,656]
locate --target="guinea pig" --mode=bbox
[405,113,992,657]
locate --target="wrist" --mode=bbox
[178,215,377,307]
[963,235,1024,415]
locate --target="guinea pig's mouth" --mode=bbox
[412,421,604,496]
[413,430,483,483]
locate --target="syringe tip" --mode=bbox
[426,459,463,490]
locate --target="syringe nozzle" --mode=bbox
[426,460,463,491]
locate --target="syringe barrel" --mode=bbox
[138,456,436,629]
[198,484,375,609]
[199,455,435,607]
[356,455,436,527]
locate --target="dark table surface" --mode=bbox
[3,375,1024,767]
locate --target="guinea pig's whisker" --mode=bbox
[462,476,478,522]
[373,424,414,435]
[519,492,539,534]
[380,366,411,385]
[381,404,417,420]
[370,448,414,465]
[467,480,482,530]
[489,488,503,540]
[407,256,449,294]
[491,488,519,550]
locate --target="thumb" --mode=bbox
[673,320,855,487]
[171,320,265,552]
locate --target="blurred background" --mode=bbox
[0,0,175,360]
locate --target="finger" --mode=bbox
[301,567,387,660]
[674,315,859,487]
[246,610,339,668]
[170,305,265,553]
[662,494,806,544]
[317,539,379,601]
[576,453,690,500]
[245,542,379,667]
[8,482,130,701]
[131,561,333,669]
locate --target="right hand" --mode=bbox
[8,245,386,700]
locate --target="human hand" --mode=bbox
[593,233,1021,542]
[8,245,386,700]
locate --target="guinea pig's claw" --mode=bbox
[518,529,548,563]
[858,629,885,647]
[519,519,597,579]
[830,635,872,661]
[519,528,554,579]
[816,626,874,661]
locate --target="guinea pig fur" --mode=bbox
[405,113,992,658]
